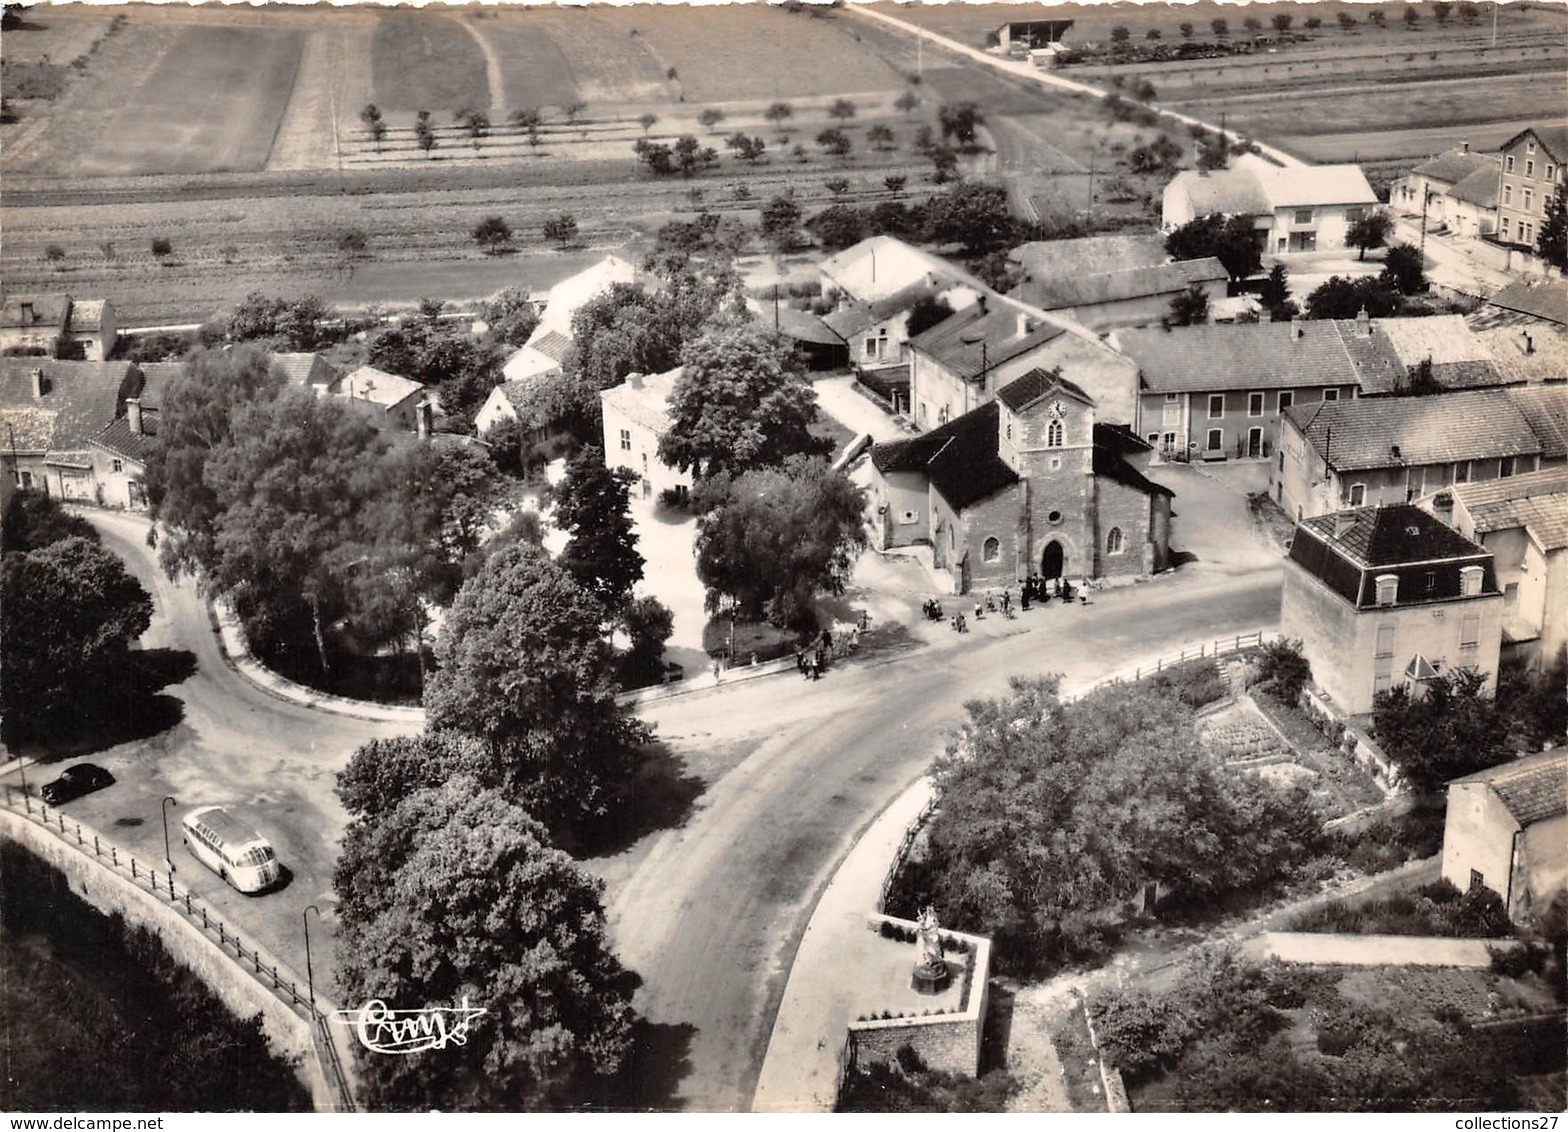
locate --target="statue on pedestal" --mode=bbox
[910,905,951,995]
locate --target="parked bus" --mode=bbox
[181,806,281,894]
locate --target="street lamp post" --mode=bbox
[161,796,178,874]
[303,904,321,1020]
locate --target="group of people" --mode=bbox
[796,628,837,681]
[920,576,1091,634]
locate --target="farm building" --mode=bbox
[1426,467,1568,670]
[750,301,849,373]
[500,255,640,384]
[993,17,1073,53]
[1162,160,1379,255]
[0,293,118,361]
[818,236,979,308]
[1469,280,1568,387]
[1442,750,1568,926]
[0,359,142,500]
[869,368,1171,595]
[269,351,339,393]
[599,367,690,504]
[335,365,426,432]
[1495,125,1567,250]
[1391,145,1501,239]
[820,274,981,398]
[907,294,1137,433]
[1274,386,1568,522]
[1282,503,1503,716]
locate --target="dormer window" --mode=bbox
[1374,574,1398,606]
[1460,565,1484,597]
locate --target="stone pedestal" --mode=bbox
[910,960,951,995]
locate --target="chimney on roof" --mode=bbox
[1333,513,1356,538]
[1015,311,1033,338]
[30,368,45,399]
[1391,443,1402,461]
[1461,138,1469,154]
[1355,306,1372,334]
[1524,331,1535,354]
[628,372,644,390]
[126,398,143,436]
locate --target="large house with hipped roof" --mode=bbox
[1442,750,1567,925]
[870,368,1172,595]
[1162,160,1379,254]
[498,255,640,386]
[1282,503,1503,716]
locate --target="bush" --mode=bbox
[1255,638,1311,703]
[150,237,173,257]
[1147,657,1228,708]
[44,244,65,261]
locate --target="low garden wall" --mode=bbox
[1076,991,1131,1114]
[847,914,992,1080]
[1299,685,1403,796]
[1244,931,1521,968]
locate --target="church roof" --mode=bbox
[995,367,1094,413]
[872,401,1019,511]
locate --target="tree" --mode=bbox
[828,97,857,121]
[336,227,368,264]
[726,132,766,163]
[1304,275,1403,319]
[478,288,541,348]
[1346,209,1393,259]
[1179,20,1194,37]
[1259,262,1291,308]
[1167,283,1211,327]
[1210,16,1229,36]
[697,107,726,132]
[150,237,173,258]
[1459,1,1480,24]
[1164,213,1262,281]
[1537,182,1568,270]
[1404,5,1421,26]
[660,322,829,478]
[867,124,895,150]
[638,111,657,136]
[360,104,387,151]
[1374,668,1508,793]
[336,732,495,823]
[1272,13,1294,32]
[693,456,867,628]
[1243,15,1263,33]
[1369,8,1387,26]
[1381,242,1427,294]
[542,213,579,247]
[761,193,803,248]
[1253,638,1312,703]
[416,125,438,159]
[937,102,984,148]
[1433,0,1454,23]
[423,544,649,828]
[334,779,635,1110]
[823,177,851,197]
[552,446,643,614]
[1,536,153,739]
[457,108,490,149]
[510,106,542,131]
[905,294,955,339]
[1110,24,1131,43]
[2,488,98,554]
[1337,11,1359,31]
[894,90,920,114]
[1146,28,1162,40]
[806,203,864,251]
[884,173,908,194]
[924,181,1017,253]
[472,215,513,253]
[816,127,852,158]
[620,595,674,683]
[563,100,588,124]
[928,144,959,184]
[635,138,675,176]
[763,101,793,131]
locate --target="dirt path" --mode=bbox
[453,11,508,120]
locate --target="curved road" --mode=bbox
[609,564,1282,1110]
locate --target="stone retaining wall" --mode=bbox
[1244,930,1520,968]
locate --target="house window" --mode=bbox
[1294,209,1313,224]
[1374,575,1398,607]
[1207,428,1223,451]
[1349,483,1366,506]
[1523,188,1533,212]
[1469,869,1485,892]
[1454,460,1471,484]
[1345,207,1365,222]
[1049,456,1063,471]
[1208,394,1224,419]
[619,428,631,452]
[982,536,1001,563]
[1424,570,1437,595]
[1047,510,1063,525]
[1506,155,1516,172]
[1147,433,1160,446]
[1548,164,1557,182]
[1501,217,1511,238]
[111,458,123,474]
[1162,432,1177,451]
[1503,185,1513,205]
[1322,388,1339,402]
[1460,613,1480,651]
[1046,420,1064,448]
[1247,392,1265,418]
[1526,160,1535,178]
[865,337,878,358]
[1527,141,1536,155]
[1006,422,1013,441]
[1106,527,1124,555]
[1521,221,1535,244]
[1500,456,1516,478]
[1278,391,1293,414]
[1460,564,1484,597]
[899,509,919,525]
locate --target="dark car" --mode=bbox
[39,763,115,805]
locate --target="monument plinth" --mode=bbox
[910,906,952,995]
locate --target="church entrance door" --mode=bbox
[1041,540,1064,580]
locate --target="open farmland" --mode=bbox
[475,7,666,109]
[369,9,492,115]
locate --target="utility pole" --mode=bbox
[1491,1,1498,48]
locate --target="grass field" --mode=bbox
[478,7,665,109]
[73,24,302,176]
[369,9,490,114]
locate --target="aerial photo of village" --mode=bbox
[1,0,1565,1117]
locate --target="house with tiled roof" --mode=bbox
[1276,388,1550,521]
[0,293,118,361]
[89,398,156,510]
[1506,385,1568,463]
[1427,467,1568,667]
[269,352,339,392]
[1443,749,1567,924]
[0,359,142,499]
[1470,282,1568,387]
[818,236,977,307]
[1353,314,1508,396]
[821,274,982,374]
[869,368,1171,594]
[500,255,640,385]
[1391,146,1501,238]
[1013,256,1229,334]
[1162,160,1379,254]
[1495,125,1567,250]
[335,365,426,432]
[1283,503,1503,715]
[598,367,690,502]
[908,294,1138,434]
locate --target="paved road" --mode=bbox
[8,510,421,988]
[606,564,1283,1111]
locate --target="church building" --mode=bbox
[870,368,1174,594]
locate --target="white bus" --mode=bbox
[181,806,281,894]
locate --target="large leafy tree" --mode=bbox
[336,732,497,828]
[1,536,152,739]
[1304,275,1403,319]
[692,455,867,628]
[660,322,830,478]
[334,779,636,1111]
[365,324,500,435]
[1346,209,1393,260]
[478,288,542,348]
[1165,212,1262,280]
[1380,242,1427,295]
[1538,182,1568,270]
[552,446,643,615]
[922,182,1018,254]
[1373,668,1510,793]
[423,543,648,829]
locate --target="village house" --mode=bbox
[1427,467,1568,669]
[749,300,849,373]
[499,255,638,385]
[88,359,185,510]
[1008,234,1228,332]
[0,359,142,499]
[1469,279,1568,387]
[269,351,340,394]
[1282,503,1503,716]
[1442,750,1567,925]
[818,235,975,307]
[1274,386,1567,520]
[869,368,1172,594]
[907,295,1137,433]
[0,293,118,361]
[1391,145,1501,238]
[599,367,690,503]
[1494,125,1566,250]
[335,365,426,432]
[1162,160,1379,255]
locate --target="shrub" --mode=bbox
[43,244,65,262]
[1147,657,1228,708]
[150,237,173,257]
[1255,638,1312,703]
